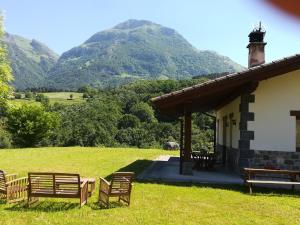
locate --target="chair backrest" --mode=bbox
[111,172,134,193]
[0,170,7,192]
[28,172,80,197]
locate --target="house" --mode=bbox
[151,25,300,174]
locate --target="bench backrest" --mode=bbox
[28,172,80,197]
[111,172,134,193]
[0,170,6,192]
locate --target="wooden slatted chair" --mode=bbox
[99,172,134,207]
[0,170,28,203]
[28,172,89,207]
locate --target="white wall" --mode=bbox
[249,69,300,152]
[216,97,240,149]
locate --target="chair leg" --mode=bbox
[119,194,131,206]
[249,183,253,194]
[99,191,109,208]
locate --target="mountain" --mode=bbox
[47,19,244,90]
[3,33,59,90]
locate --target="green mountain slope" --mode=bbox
[3,33,59,90]
[48,19,244,90]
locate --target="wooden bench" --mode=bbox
[28,172,89,207]
[244,168,300,194]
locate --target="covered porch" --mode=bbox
[138,155,243,184]
[151,77,258,175]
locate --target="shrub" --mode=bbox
[0,120,12,148]
[7,105,60,147]
[118,114,140,129]
[130,102,155,123]
[14,93,22,99]
[25,92,34,99]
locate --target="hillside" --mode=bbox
[3,33,59,90]
[47,19,244,90]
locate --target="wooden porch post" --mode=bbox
[182,103,193,175]
[179,118,184,174]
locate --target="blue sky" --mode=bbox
[1,0,299,66]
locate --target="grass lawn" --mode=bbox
[0,147,299,225]
[10,92,85,107]
[43,92,85,105]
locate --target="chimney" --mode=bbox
[247,22,266,68]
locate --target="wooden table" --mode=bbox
[56,177,96,197]
[244,168,300,193]
[192,151,215,170]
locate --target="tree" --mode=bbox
[82,93,89,99]
[25,91,34,99]
[0,119,12,148]
[130,102,155,123]
[35,93,50,106]
[0,14,13,109]
[69,94,73,99]
[118,114,140,129]
[7,105,59,147]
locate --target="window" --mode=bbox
[229,114,233,149]
[296,119,300,152]
[289,111,300,152]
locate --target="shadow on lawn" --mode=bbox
[5,201,78,212]
[105,159,153,180]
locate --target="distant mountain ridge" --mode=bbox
[3,33,59,90]
[47,19,244,89]
[3,20,244,90]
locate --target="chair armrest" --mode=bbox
[6,177,28,188]
[100,177,110,185]
[99,177,110,194]
[80,180,88,189]
[5,174,17,182]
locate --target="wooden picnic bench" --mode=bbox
[28,172,89,207]
[244,168,300,194]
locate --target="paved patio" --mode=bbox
[138,155,244,185]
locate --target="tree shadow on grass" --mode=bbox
[5,200,78,212]
[105,159,153,181]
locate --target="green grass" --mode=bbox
[9,99,40,108]
[0,147,299,225]
[10,92,85,107]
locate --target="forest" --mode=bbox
[0,79,215,151]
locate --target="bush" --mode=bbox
[52,98,121,147]
[14,93,22,99]
[82,93,89,99]
[118,114,140,129]
[7,105,60,147]
[130,102,155,123]
[25,92,34,99]
[116,128,157,148]
[0,120,12,148]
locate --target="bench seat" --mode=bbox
[246,180,300,185]
[244,168,300,194]
[28,172,89,207]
